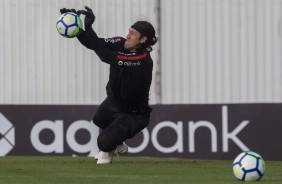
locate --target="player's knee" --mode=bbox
[97,133,115,152]
[92,119,102,128]
[92,113,107,129]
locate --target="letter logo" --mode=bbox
[0,113,15,156]
[118,61,123,65]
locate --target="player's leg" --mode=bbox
[97,113,133,152]
[92,97,120,130]
[97,113,151,151]
[93,97,130,161]
[96,113,150,164]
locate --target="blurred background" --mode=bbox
[0,0,281,105]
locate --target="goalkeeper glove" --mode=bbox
[60,8,81,15]
[77,6,95,28]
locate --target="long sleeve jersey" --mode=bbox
[77,29,153,114]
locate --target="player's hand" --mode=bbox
[77,6,95,28]
[60,8,81,15]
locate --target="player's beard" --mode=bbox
[124,40,140,52]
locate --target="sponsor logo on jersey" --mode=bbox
[104,38,122,43]
[118,60,141,66]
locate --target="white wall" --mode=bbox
[0,0,281,104]
[0,0,159,104]
[161,0,282,103]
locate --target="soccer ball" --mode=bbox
[233,151,265,181]
[56,12,83,38]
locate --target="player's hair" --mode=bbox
[131,21,157,52]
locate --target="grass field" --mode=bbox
[0,156,281,184]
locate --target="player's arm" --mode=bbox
[76,29,93,49]
[77,31,125,51]
[101,37,126,51]
[76,29,110,50]
[85,26,117,64]
[78,7,118,64]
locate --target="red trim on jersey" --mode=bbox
[112,36,124,39]
[117,52,148,61]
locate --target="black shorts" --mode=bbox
[93,97,151,140]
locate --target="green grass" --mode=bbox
[0,156,281,184]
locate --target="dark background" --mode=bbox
[0,104,281,160]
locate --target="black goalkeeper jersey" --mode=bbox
[77,29,153,114]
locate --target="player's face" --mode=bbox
[124,28,146,52]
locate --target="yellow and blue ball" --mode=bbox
[56,12,83,38]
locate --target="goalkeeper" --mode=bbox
[60,7,157,164]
